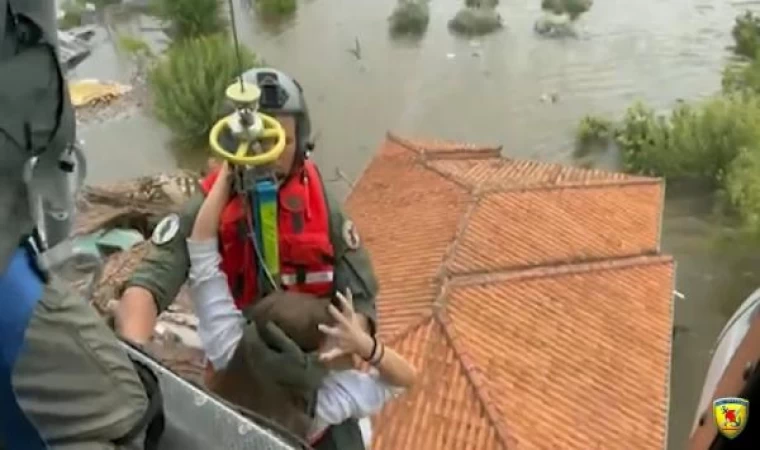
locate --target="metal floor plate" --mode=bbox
[123,343,300,450]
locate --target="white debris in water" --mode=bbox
[155,312,202,350]
[539,92,560,104]
[161,312,200,328]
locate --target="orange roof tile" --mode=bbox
[345,134,675,449]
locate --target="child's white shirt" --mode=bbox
[186,238,404,445]
[308,369,404,442]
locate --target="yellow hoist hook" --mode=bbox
[208,82,287,167]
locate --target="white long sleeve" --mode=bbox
[186,238,244,370]
[310,370,404,440]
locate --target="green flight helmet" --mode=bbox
[240,68,314,169]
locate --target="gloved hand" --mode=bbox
[239,319,327,392]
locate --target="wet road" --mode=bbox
[69,0,760,447]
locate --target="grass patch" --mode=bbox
[147,33,259,149]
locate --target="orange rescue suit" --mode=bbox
[199,161,335,309]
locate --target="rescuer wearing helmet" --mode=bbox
[116,68,379,449]
[0,2,162,448]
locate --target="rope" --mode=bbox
[227,0,246,92]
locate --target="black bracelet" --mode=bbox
[370,342,385,367]
[363,336,378,362]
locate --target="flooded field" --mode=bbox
[66,0,760,447]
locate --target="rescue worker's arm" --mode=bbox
[327,191,379,336]
[116,193,204,344]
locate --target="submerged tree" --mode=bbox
[732,11,760,59]
[540,0,592,20]
[388,0,430,37]
[574,114,615,157]
[569,11,760,238]
[535,0,592,38]
[147,33,258,149]
[256,0,297,18]
[448,0,503,37]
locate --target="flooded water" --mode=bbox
[68,0,760,447]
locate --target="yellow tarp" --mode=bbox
[68,79,133,108]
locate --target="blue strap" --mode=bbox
[0,247,47,449]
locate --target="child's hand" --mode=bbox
[209,161,232,198]
[218,160,230,177]
[318,289,374,362]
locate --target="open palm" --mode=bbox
[318,289,373,361]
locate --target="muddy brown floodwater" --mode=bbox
[69,0,760,447]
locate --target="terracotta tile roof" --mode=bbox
[345,134,675,450]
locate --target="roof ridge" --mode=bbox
[387,132,503,159]
[435,311,514,449]
[385,132,423,156]
[431,198,481,298]
[448,254,674,288]
[474,176,663,196]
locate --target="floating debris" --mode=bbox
[69,79,134,108]
[534,13,577,39]
[540,92,560,103]
[347,37,362,60]
[58,26,97,71]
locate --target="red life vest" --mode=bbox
[199,161,335,309]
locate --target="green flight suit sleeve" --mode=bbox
[121,193,204,313]
[326,190,379,336]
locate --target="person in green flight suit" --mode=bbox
[1,2,162,448]
[115,68,379,450]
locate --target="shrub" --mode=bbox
[466,0,498,7]
[448,7,503,36]
[581,11,760,237]
[731,11,760,59]
[58,2,86,30]
[389,1,430,36]
[256,0,298,17]
[616,96,760,183]
[147,34,258,148]
[574,115,615,157]
[723,56,760,94]
[150,0,227,41]
[576,115,614,145]
[724,147,760,231]
[541,0,592,21]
